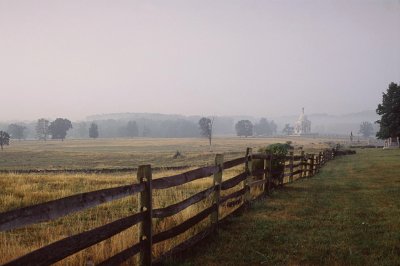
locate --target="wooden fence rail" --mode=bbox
[0,147,338,266]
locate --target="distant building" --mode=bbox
[294,108,311,135]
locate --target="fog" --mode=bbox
[0,1,399,121]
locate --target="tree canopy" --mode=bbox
[49,118,73,141]
[0,131,10,150]
[36,118,50,141]
[8,124,26,140]
[198,117,213,146]
[376,82,400,139]
[89,123,99,139]
[254,118,277,136]
[359,121,374,138]
[124,121,139,137]
[235,120,253,137]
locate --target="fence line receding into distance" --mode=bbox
[0,147,338,266]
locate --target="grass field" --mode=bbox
[172,148,400,266]
[0,137,366,265]
[0,137,335,170]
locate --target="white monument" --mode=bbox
[294,108,311,135]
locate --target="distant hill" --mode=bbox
[87,110,379,136]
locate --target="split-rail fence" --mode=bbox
[0,148,337,266]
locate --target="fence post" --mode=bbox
[289,151,294,182]
[300,151,305,179]
[137,165,153,266]
[320,151,324,166]
[244,147,253,204]
[263,151,269,197]
[310,154,315,176]
[267,151,273,194]
[211,154,223,231]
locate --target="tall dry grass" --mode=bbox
[0,138,333,264]
[0,165,250,265]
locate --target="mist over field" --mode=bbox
[0,109,379,139]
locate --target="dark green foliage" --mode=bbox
[235,120,253,137]
[0,131,10,150]
[376,82,400,139]
[358,121,374,138]
[89,123,99,139]
[199,117,213,146]
[7,124,26,140]
[49,118,73,141]
[259,142,293,182]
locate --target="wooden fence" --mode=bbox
[0,148,337,266]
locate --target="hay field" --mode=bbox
[0,137,335,170]
[0,137,335,265]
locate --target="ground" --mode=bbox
[1,137,396,265]
[171,148,400,266]
[0,137,335,170]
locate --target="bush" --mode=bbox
[257,142,293,185]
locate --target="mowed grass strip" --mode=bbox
[172,149,400,266]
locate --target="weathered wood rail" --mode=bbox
[0,147,339,266]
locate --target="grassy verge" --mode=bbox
[172,148,400,266]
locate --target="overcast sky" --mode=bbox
[1,0,399,121]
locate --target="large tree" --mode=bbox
[49,118,73,141]
[0,131,10,150]
[8,124,26,140]
[89,123,99,139]
[359,121,374,138]
[376,82,400,140]
[36,118,50,141]
[235,120,253,137]
[198,117,213,146]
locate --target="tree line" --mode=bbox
[3,80,398,150]
[1,116,280,141]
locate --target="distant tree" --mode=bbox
[7,124,26,140]
[76,122,88,138]
[36,118,50,141]
[270,120,277,135]
[282,124,294,135]
[198,117,214,146]
[48,118,73,141]
[235,120,253,137]
[142,125,151,137]
[125,121,139,137]
[254,118,270,136]
[359,121,374,138]
[376,82,400,140]
[89,123,99,139]
[0,131,10,150]
[254,118,278,136]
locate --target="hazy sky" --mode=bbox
[1,0,399,121]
